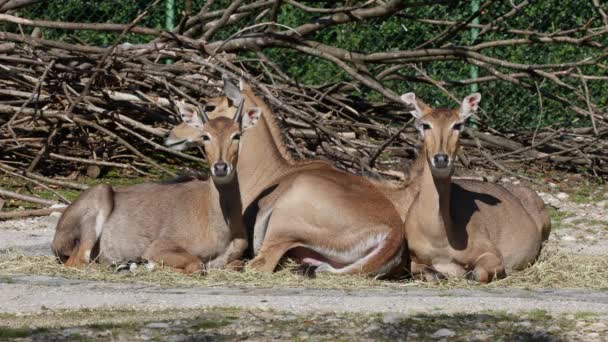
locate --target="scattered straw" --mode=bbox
[0,242,605,290]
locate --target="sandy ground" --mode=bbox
[1,274,608,316]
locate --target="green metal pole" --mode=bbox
[470,0,480,127]
[165,0,175,64]
[470,0,479,94]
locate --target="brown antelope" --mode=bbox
[173,78,408,277]
[400,92,547,283]
[51,100,254,273]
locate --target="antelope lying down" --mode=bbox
[172,78,408,277]
[51,100,254,273]
[401,93,549,282]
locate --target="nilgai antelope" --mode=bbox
[51,100,253,273]
[234,80,409,276]
[401,92,547,283]
[173,78,408,277]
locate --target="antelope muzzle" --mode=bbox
[212,161,230,178]
[432,154,450,169]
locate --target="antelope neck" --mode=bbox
[236,113,290,210]
[212,175,243,223]
[419,155,453,230]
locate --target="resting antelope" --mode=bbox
[173,78,408,277]
[401,92,546,283]
[51,100,252,273]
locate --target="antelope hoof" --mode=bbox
[114,260,148,273]
[183,261,205,275]
[295,263,316,278]
[226,259,245,272]
[473,253,505,283]
[64,255,87,268]
[65,251,91,268]
[314,263,336,274]
[247,256,269,272]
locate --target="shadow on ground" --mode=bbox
[1,307,596,341]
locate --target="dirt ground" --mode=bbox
[0,178,607,341]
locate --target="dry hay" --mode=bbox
[0,241,606,291]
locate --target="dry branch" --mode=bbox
[0,0,606,206]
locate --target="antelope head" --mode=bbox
[401,92,481,178]
[177,98,262,184]
[165,97,238,151]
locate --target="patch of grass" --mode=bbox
[0,307,602,341]
[35,189,81,202]
[0,275,14,284]
[192,318,233,330]
[569,185,606,204]
[548,208,575,229]
[527,309,551,320]
[0,164,207,208]
[0,327,34,338]
[573,312,600,320]
[582,219,608,229]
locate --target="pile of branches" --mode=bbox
[1,0,607,217]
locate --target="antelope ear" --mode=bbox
[239,78,252,92]
[222,75,242,105]
[241,107,261,130]
[401,92,429,119]
[177,100,203,129]
[460,93,481,120]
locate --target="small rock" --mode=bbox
[382,312,406,324]
[544,195,561,207]
[556,192,570,200]
[586,322,607,331]
[562,235,577,241]
[363,324,381,333]
[145,261,156,271]
[471,332,490,341]
[168,335,189,342]
[548,182,558,188]
[431,328,455,338]
[596,200,607,208]
[584,235,596,241]
[547,325,561,333]
[512,180,521,185]
[516,321,532,327]
[281,315,298,322]
[145,322,170,329]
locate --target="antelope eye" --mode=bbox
[232,133,241,141]
[201,134,211,142]
[453,122,464,131]
[203,105,217,112]
[421,123,431,130]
